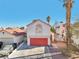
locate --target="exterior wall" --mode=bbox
[0,32,14,45]
[0,31,24,45]
[27,21,50,45]
[0,38,14,45]
[0,32,14,38]
[14,35,24,45]
[50,32,54,42]
[54,22,66,41]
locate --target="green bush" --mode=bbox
[50,27,55,33]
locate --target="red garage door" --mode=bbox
[30,38,48,46]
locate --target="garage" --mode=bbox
[30,38,48,46]
[27,20,51,46]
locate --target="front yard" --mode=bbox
[0,45,13,57]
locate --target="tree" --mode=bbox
[47,16,51,24]
[50,26,56,42]
[50,26,55,33]
[60,0,73,48]
[20,27,24,30]
[6,27,13,29]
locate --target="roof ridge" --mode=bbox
[27,19,51,27]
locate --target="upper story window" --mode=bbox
[35,23,42,33]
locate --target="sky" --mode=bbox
[0,0,79,27]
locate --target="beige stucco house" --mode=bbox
[0,29,25,45]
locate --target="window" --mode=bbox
[2,32,4,34]
[35,24,42,33]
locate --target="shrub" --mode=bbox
[50,27,55,33]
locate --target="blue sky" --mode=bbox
[0,0,79,27]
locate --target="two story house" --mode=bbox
[26,20,51,46]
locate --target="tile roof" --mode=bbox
[6,28,25,33]
[0,28,26,36]
[12,32,26,36]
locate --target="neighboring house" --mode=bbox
[26,19,51,46]
[50,32,54,42]
[71,28,79,45]
[54,21,66,41]
[0,29,25,45]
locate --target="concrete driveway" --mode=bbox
[8,42,68,59]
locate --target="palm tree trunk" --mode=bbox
[66,0,72,48]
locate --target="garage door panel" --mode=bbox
[30,38,48,46]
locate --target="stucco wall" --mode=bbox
[0,32,24,45]
[27,21,50,45]
[0,38,14,45]
[14,35,24,44]
[0,32,14,45]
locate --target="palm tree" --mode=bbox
[62,0,73,48]
[66,0,73,47]
[47,16,51,24]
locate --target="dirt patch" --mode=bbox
[52,42,67,48]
